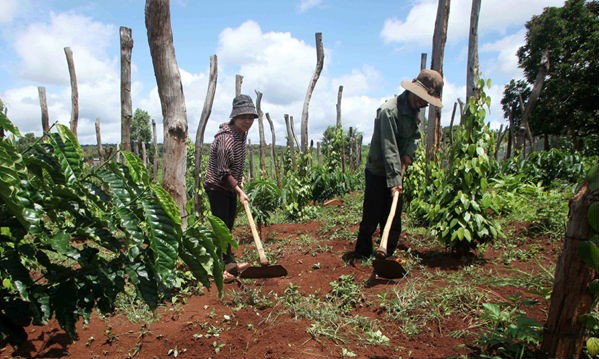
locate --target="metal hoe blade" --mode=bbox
[239,265,288,279]
[373,258,406,279]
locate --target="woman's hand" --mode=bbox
[235,186,249,203]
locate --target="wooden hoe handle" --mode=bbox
[242,200,269,266]
[377,190,400,257]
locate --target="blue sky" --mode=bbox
[0,0,564,146]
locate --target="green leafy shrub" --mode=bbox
[0,116,229,344]
[245,177,281,229]
[406,78,502,253]
[475,300,543,358]
[281,173,317,221]
[310,165,361,204]
[501,149,595,188]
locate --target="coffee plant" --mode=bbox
[0,115,230,344]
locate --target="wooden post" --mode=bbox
[142,142,148,167]
[300,32,324,153]
[152,119,158,180]
[419,53,428,134]
[284,114,296,171]
[316,141,321,164]
[542,179,599,358]
[336,85,343,128]
[64,47,79,137]
[95,117,103,162]
[426,0,450,164]
[255,90,267,177]
[145,0,188,225]
[466,0,481,102]
[449,101,457,146]
[520,49,549,156]
[349,127,354,172]
[120,26,133,153]
[265,112,280,187]
[38,86,49,141]
[194,54,218,212]
[247,139,254,180]
[235,74,243,97]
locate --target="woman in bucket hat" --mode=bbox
[347,69,443,263]
[204,94,259,283]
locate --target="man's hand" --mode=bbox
[391,185,402,196]
[400,155,413,167]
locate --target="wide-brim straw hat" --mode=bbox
[229,94,259,119]
[401,69,444,108]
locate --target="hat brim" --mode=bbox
[401,80,443,108]
[230,109,259,119]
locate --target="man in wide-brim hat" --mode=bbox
[348,69,443,263]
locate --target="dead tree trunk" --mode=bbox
[120,26,134,153]
[194,54,218,213]
[520,49,549,156]
[255,90,267,177]
[142,142,148,167]
[426,0,450,164]
[466,0,481,102]
[265,113,280,187]
[145,0,188,224]
[300,32,324,153]
[152,119,158,180]
[64,47,79,137]
[284,114,296,171]
[235,74,243,96]
[38,86,49,141]
[349,127,355,172]
[449,101,457,146]
[419,53,428,134]
[336,85,343,128]
[95,117,103,162]
[542,178,599,358]
[247,139,254,180]
[290,115,300,150]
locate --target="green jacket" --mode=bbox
[365,91,420,187]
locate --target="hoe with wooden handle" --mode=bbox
[372,166,407,279]
[239,199,287,278]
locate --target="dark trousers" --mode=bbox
[206,189,237,263]
[355,169,403,258]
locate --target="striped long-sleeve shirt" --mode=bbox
[204,123,247,194]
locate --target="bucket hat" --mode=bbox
[401,69,443,108]
[229,94,259,119]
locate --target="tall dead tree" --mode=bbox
[265,113,280,187]
[419,53,428,134]
[235,74,243,97]
[520,49,549,156]
[300,32,324,153]
[284,114,296,171]
[466,0,481,102]
[194,54,218,212]
[255,90,267,177]
[542,177,599,358]
[38,86,49,141]
[426,0,450,164]
[152,119,158,180]
[64,47,79,137]
[95,117,103,162]
[336,85,343,128]
[120,26,134,152]
[145,0,188,224]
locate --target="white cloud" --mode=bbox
[0,0,18,23]
[14,12,116,84]
[481,30,526,80]
[381,0,565,45]
[298,0,323,13]
[380,1,437,44]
